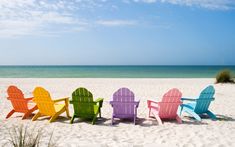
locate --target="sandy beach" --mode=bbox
[0,78,234,147]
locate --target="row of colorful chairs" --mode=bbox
[5,85,217,125]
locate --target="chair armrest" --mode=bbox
[53,97,69,107]
[110,101,139,108]
[135,100,140,108]
[147,100,158,108]
[181,97,197,101]
[53,97,69,103]
[94,98,104,107]
[25,97,34,101]
[180,104,194,110]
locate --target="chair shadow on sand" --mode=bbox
[133,113,235,126]
[30,116,71,124]
[55,116,111,126]
[96,117,151,127]
[20,114,234,125]
[179,114,235,125]
[215,114,235,122]
[65,117,112,126]
[108,118,141,126]
[6,113,36,120]
[68,113,235,126]
[107,117,161,127]
[137,117,204,126]
[4,113,71,124]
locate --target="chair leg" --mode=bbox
[177,106,183,116]
[70,114,76,124]
[65,107,70,118]
[151,108,162,125]
[181,105,202,122]
[92,117,97,125]
[206,110,217,120]
[23,106,38,119]
[185,110,201,121]
[6,110,15,119]
[49,113,60,123]
[32,112,41,121]
[148,108,151,118]
[22,111,31,119]
[49,107,68,123]
[152,111,162,125]
[111,115,114,125]
[134,116,136,125]
[156,116,162,125]
[92,112,99,125]
[176,115,182,124]
[99,107,101,118]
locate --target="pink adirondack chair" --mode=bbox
[110,88,139,125]
[147,88,182,125]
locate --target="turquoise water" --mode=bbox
[0,66,234,78]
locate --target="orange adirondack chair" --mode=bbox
[6,85,38,119]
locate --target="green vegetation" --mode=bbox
[5,125,56,147]
[216,70,234,83]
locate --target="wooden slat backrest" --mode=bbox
[71,88,95,116]
[195,85,215,113]
[112,88,136,115]
[7,86,28,112]
[33,87,56,116]
[158,88,182,118]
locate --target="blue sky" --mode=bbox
[0,0,235,65]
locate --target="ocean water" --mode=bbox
[0,66,234,78]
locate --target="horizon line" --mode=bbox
[0,65,235,67]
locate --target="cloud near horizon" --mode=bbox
[0,0,235,38]
[96,20,137,27]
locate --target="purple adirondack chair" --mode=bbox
[110,88,140,125]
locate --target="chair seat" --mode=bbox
[151,107,159,114]
[184,102,196,110]
[113,114,135,118]
[27,103,37,110]
[54,104,65,112]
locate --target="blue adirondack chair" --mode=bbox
[179,85,217,121]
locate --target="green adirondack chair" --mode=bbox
[70,87,104,125]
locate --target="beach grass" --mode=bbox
[216,69,235,83]
[5,125,56,147]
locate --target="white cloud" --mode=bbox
[133,0,157,3]
[97,20,137,26]
[0,0,134,38]
[0,0,90,38]
[130,0,235,10]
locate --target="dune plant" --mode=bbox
[216,70,234,83]
[5,125,56,147]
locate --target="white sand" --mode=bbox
[0,78,234,147]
